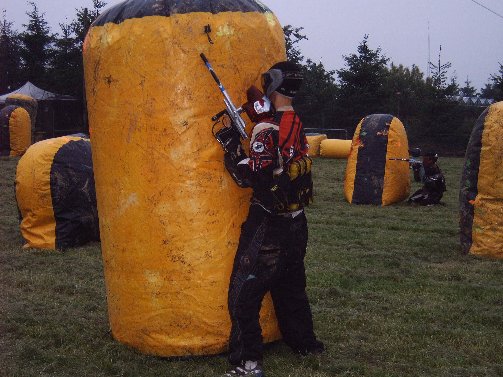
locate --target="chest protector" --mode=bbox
[270,111,313,212]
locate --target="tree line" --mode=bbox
[1,3,502,154]
[0,0,106,98]
[286,26,503,155]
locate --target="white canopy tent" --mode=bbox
[0,82,83,140]
[0,82,62,104]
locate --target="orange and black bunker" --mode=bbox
[0,105,31,157]
[344,114,410,206]
[460,101,503,258]
[15,135,100,250]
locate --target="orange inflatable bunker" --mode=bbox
[83,0,285,357]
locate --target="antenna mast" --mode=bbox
[427,20,431,78]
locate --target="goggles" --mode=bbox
[261,69,284,97]
[261,69,304,98]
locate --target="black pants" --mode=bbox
[227,204,318,365]
[408,187,443,205]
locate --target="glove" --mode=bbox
[224,153,251,188]
[411,162,422,171]
[214,125,242,157]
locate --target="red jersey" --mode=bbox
[246,106,308,173]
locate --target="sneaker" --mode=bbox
[223,360,265,376]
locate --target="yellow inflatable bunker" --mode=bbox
[0,105,31,157]
[83,0,285,356]
[460,101,503,258]
[320,139,352,159]
[306,134,327,157]
[15,135,100,250]
[344,114,410,205]
[6,94,38,130]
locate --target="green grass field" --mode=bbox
[1,156,503,377]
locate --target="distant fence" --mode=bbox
[447,95,495,108]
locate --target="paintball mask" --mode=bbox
[242,85,273,123]
[261,61,304,98]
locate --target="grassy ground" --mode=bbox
[1,156,503,377]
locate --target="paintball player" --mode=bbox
[408,151,447,205]
[221,62,324,377]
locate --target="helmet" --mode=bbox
[409,147,422,158]
[242,85,273,123]
[261,61,303,98]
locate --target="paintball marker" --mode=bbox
[389,157,422,177]
[389,147,422,164]
[388,157,421,164]
[200,53,248,154]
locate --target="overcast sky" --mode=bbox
[2,0,502,91]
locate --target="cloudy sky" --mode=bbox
[2,0,502,91]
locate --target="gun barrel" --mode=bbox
[389,158,422,165]
[200,53,221,87]
[200,52,209,65]
[201,53,248,140]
